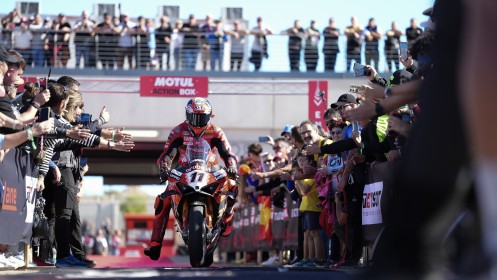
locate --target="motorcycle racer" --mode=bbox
[144,97,238,261]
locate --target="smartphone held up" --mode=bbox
[399,42,409,61]
[258,136,270,142]
[38,107,51,122]
[353,62,371,77]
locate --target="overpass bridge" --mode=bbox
[26,68,378,184]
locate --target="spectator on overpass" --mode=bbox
[155,16,173,71]
[208,19,228,72]
[283,20,305,72]
[94,12,119,70]
[171,20,184,70]
[73,10,95,69]
[249,17,272,71]
[134,16,151,69]
[226,20,248,72]
[322,18,340,72]
[304,20,320,72]
[181,14,201,70]
[344,16,363,72]
[116,12,136,69]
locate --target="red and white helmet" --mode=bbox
[185,98,212,128]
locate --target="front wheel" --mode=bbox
[188,205,206,267]
[202,252,214,267]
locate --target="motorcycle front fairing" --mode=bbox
[165,138,232,246]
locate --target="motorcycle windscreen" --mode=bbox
[186,138,211,168]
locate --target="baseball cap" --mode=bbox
[0,46,19,63]
[280,124,294,136]
[330,94,358,109]
[422,7,433,16]
[386,70,412,87]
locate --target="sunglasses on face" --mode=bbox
[331,130,342,135]
[338,104,352,111]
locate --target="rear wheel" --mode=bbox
[188,205,205,267]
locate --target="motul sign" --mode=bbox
[140,76,209,97]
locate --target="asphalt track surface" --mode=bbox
[1,266,354,280]
[0,255,362,280]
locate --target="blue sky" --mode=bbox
[0,0,433,32]
[1,0,434,72]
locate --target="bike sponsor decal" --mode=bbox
[213,169,227,180]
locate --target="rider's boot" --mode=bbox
[221,181,238,237]
[144,193,172,260]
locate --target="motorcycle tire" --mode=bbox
[188,205,206,267]
[202,252,214,267]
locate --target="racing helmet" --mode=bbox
[185,98,212,128]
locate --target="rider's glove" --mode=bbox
[227,165,238,179]
[159,168,169,184]
[226,157,238,179]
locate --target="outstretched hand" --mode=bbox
[342,101,376,122]
[113,139,135,152]
[66,125,92,140]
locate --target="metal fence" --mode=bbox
[2,29,408,73]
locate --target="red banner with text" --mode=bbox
[308,80,328,130]
[140,76,208,97]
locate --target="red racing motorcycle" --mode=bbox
[163,137,236,267]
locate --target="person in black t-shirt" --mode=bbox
[284,20,305,72]
[322,18,340,72]
[385,21,403,72]
[364,18,382,71]
[94,13,118,70]
[181,14,201,70]
[344,17,363,72]
[405,18,423,46]
[155,16,173,70]
[53,14,71,67]
[134,16,150,69]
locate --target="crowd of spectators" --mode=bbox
[0,7,427,72]
[0,2,445,273]
[81,218,123,257]
[230,24,429,267]
[0,46,135,268]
